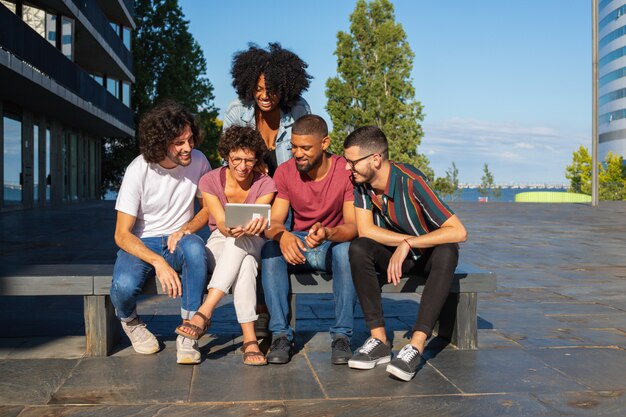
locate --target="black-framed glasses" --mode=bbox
[345,153,376,171]
[229,156,257,167]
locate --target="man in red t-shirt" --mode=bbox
[262,115,357,365]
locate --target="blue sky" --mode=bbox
[179,0,591,185]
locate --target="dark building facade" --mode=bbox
[0,0,135,210]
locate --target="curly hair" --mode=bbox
[138,100,203,164]
[231,42,312,111]
[218,126,268,165]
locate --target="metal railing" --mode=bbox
[70,0,133,73]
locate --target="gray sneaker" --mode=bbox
[348,337,392,369]
[176,335,201,364]
[386,343,423,381]
[121,317,159,354]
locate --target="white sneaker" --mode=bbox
[121,317,159,354]
[176,335,201,364]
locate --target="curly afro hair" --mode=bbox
[231,42,312,112]
[138,100,203,164]
[218,125,268,166]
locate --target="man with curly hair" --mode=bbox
[223,42,312,177]
[111,100,211,364]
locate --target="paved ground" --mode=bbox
[0,201,625,416]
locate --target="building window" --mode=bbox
[91,74,104,86]
[23,4,46,37]
[46,14,56,46]
[45,128,51,202]
[62,130,69,201]
[3,115,22,206]
[69,133,78,201]
[123,26,131,50]
[122,81,131,107]
[33,123,39,201]
[0,0,16,14]
[107,77,120,99]
[110,21,120,36]
[61,16,74,60]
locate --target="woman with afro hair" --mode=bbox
[223,42,312,177]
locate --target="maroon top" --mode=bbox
[274,154,354,231]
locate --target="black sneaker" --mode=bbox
[348,337,392,369]
[331,335,351,365]
[266,335,293,364]
[254,312,270,338]
[386,343,423,381]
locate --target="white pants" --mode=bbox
[205,229,265,324]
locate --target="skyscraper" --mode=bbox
[599,0,626,163]
[0,0,134,210]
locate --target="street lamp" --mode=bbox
[592,0,599,207]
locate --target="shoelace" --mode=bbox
[180,336,196,346]
[358,337,381,354]
[397,344,420,363]
[127,319,146,333]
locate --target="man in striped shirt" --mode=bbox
[342,126,467,382]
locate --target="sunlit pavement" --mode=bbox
[1,201,625,416]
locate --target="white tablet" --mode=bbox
[225,203,271,228]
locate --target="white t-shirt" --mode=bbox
[115,149,211,238]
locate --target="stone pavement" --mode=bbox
[0,201,625,416]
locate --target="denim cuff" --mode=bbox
[118,309,138,322]
[181,308,196,320]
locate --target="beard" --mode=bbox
[351,165,375,184]
[295,152,323,173]
[167,150,192,167]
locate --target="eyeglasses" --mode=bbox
[229,156,257,167]
[344,153,376,171]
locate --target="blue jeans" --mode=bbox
[110,234,208,321]
[261,231,356,342]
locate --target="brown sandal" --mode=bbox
[175,311,211,340]
[241,341,267,366]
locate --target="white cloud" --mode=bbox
[514,142,535,149]
[420,118,588,184]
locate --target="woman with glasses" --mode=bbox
[175,126,276,365]
[223,42,312,177]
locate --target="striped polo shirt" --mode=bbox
[353,162,454,240]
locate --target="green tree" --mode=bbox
[101,0,221,196]
[565,146,626,200]
[325,0,431,176]
[433,161,459,201]
[599,152,626,200]
[478,163,501,200]
[565,145,592,195]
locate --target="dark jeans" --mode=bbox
[348,237,458,337]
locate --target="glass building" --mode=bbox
[0,0,134,210]
[599,0,626,163]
